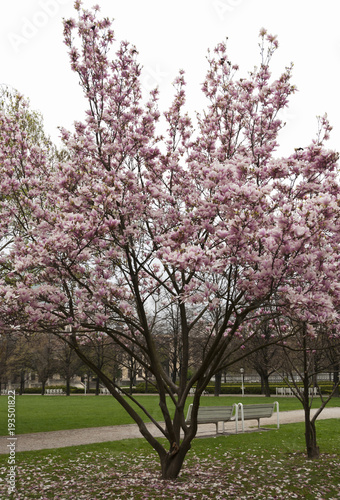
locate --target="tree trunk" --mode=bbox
[305,416,320,459]
[95,378,100,396]
[129,372,134,395]
[159,441,191,480]
[145,375,148,394]
[262,374,271,397]
[41,380,46,395]
[214,371,222,397]
[66,377,71,396]
[301,323,320,459]
[20,371,25,395]
[171,348,178,384]
[333,363,339,397]
[129,363,135,395]
[302,356,320,459]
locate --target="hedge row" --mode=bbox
[21,386,96,394]
[206,383,335,395]
[17,382,336,395]
[134,382,336,395]
[134,383,159,394]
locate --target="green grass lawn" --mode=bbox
[1,420,339,499]
[0,394,339,435]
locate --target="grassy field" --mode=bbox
[1,419,339,499]
[1,394,340,435]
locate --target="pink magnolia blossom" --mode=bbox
[0,7,339,480]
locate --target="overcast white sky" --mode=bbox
[1,0,339,156]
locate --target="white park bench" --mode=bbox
[185,404,238,434]
[188,388,209,396]
[100,387,123,395]
[46,388,64,395]
[236,402,279,433]
[276,387,318,397]
[276,387,297,396]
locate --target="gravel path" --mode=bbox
[1,407,339,454]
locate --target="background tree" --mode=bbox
[156,301,183,385]
[243,317,287,396]
[0,85,52,151]
[0,333,17,393]
[5,335,31,395]
[272,320,340,459]
[79,332,118,395]
[0,5,339,480]
[25,332,58,395]
[322,327,340,397]
[54,337,83,395]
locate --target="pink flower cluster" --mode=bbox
[0,4,338,351]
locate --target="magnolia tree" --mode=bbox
[1,4,340,479]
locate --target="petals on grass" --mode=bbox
[2,449,339,499]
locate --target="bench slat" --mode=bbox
[186,404,236,434]
[240,405,274,418]
[237,402,279,433]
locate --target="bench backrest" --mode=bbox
[239,403,274,419]
[186,405,234,424]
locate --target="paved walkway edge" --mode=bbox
[1,407,339,454]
